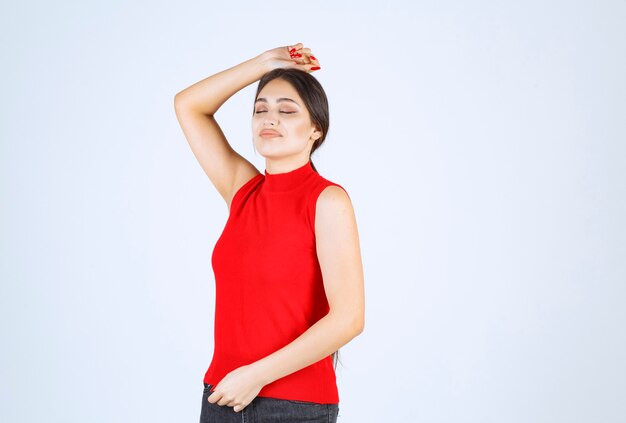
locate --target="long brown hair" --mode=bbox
[253,68,341,370]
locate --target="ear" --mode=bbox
[312,126,322,141]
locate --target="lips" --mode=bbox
[260,129,281,137]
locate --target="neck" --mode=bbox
[263,159,316,192]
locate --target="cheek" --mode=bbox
[292,121,311,136]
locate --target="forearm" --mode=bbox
[252,312,363,386]
[174,52,269,116]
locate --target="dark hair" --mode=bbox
[252,68,330,174]
[253,68,341,371]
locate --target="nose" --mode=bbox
[263,118,277,126]
[262,109,280,126]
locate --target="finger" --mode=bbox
[207,389,221,403]
[288,42,303,53]
[289,49,305,60]
[292,51,319,66]
[303,60,321,71]
[291,54,317,67]
[290,48,311,57]
[289,51,308,64]
[215,394,229,406]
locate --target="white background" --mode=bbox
[1,0,624,422]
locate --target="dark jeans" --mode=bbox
[199,382,340,422]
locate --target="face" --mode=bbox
[252,79,320,161]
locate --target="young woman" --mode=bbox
[174,42,365,423]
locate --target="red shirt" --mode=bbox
[203,160,348,404]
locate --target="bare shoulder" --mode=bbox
[317,185,352,209]
[315,185,355,230]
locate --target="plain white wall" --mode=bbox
[1,0,624,422]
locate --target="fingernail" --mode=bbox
[311,66,320,70]
[310,55,317,61]
[289,47,296,53]
[292,53,302,58]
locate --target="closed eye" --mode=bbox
[254,111,296,114]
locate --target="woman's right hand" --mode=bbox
[259,42,321,73]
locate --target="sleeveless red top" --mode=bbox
[203,160,348,404]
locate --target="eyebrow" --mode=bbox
[254,97,300,106]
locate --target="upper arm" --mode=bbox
[173,97,260,210]
[314,186,365,333]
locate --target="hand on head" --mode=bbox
[261,42,321,73]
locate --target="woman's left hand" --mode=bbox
[207,364,266,412]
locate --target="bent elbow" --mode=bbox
[352,318,365,335]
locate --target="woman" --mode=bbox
[174,42,365,423]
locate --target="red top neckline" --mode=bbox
[263,160,316,192]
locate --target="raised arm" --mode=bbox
[173,53,268,211]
